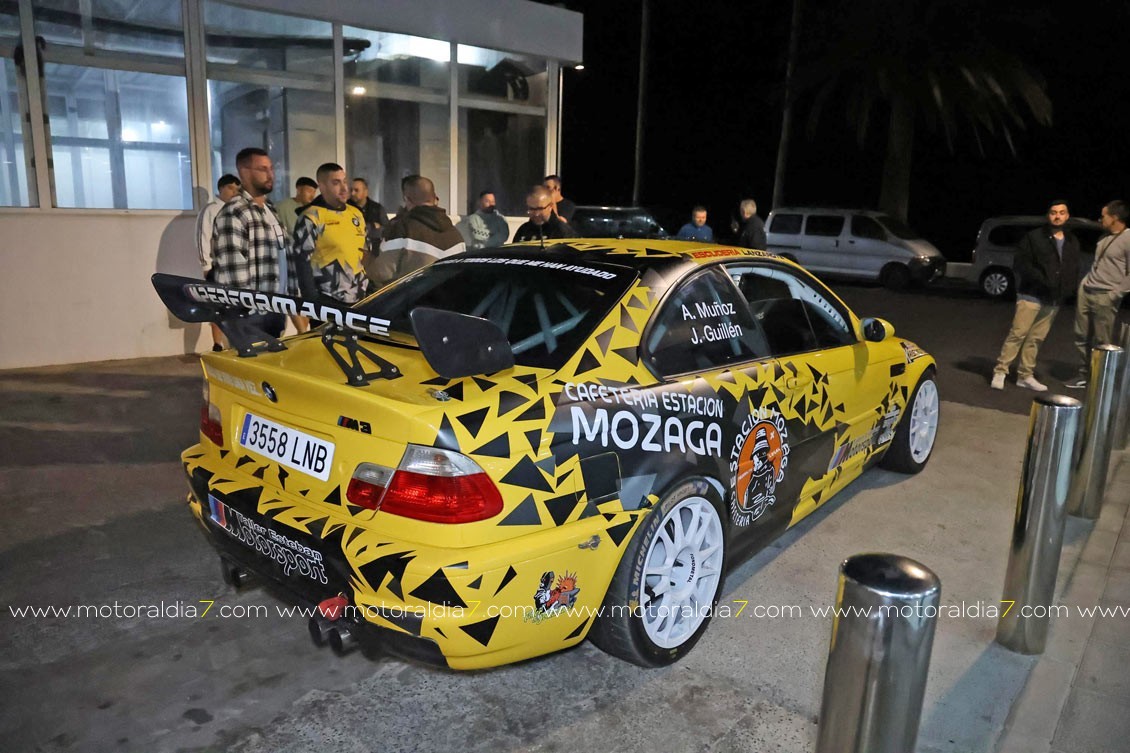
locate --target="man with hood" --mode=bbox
[456,190,510,249]
[292,162,372,304]
[372,175,466,285]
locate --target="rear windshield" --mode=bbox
[356,256,638,370]
[875,214,921,240]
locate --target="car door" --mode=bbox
[848,214,896,280]
[800,213,847,275]
[643,265,816,553]
[725,261,894,525]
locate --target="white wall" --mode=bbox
[0,210,210,369]
[0,210,535,369]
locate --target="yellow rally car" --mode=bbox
[153,239,939,670]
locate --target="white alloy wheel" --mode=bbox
[909,379,940,463]
[640,494,725,649]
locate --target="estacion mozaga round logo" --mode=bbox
[730,413,789,526]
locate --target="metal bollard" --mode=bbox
[1068,344,1126,519]
[996,394,1082,654]
[1111,323,1130,451]
[815,553,941,753]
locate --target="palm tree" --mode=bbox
[789,1,1052,221]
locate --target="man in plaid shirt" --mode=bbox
[212,147,297,337]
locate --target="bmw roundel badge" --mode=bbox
[262,382,278,402]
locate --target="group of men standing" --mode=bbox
[195,150,585,347]
[992,198,1130,391]
[195,148,462,344]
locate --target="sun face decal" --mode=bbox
[731,414,789,526]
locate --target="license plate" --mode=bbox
[239,412,335,481]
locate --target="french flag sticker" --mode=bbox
[208,495,227,527]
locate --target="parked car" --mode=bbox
[764,207,946,289]
[152,240,938,670]
[569,206,667,239]
[967,216,1104,298]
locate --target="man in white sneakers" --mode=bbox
[991,200,1081,391]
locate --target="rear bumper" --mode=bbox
[182,444,638,670]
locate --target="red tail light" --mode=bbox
[346,446,503,524]
[200,379,224,446]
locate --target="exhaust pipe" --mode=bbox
[328,623,358,655]
[220,558,249,589]
[309,615,333,647]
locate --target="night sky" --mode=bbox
[551,0,1130,260]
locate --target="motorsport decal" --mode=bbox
[207,367,261,397]
[208,495,328,584]
[901,341,928,362]
[828,406,902,471]
[565,382,725,457]
[527,570,580,623]
[185,281,391,336]
[438,256,619,280]
[729,410,790,526]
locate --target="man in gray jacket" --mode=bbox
[1066,199,1130,388]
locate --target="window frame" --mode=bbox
[803,214,846,238]
[723,259,859,357]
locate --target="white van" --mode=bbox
[764,207,946,289]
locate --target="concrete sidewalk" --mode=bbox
[997,451,1130,753]
[0,356,1127,752]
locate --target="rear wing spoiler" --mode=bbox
[151,274,513,384]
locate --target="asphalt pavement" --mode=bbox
[0,282,1127,753]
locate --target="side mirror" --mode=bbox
[862,317,895,342]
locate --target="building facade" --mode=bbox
[0,0,583,368]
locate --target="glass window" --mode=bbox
[207,80,334,205]
[850,215,886,241]
[0,56,31,206]
[731,265,854,355]
[645,266,768,377]
[344,28,450,211]
[45,64,191,208]
[457,45,547,106]
[459,109,544,216]
[33,1,184,59]
[986,223,1035,247]
[804,215,844,237]
[357,256,637,371]
[769,213,802,235]
[204,2,332,75]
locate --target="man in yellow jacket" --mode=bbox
[292,162,372,304]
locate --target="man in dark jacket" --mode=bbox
[991,200,1081,391]
[371,175,465,285]
[514,185,571,244]
[737,198,767,249]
